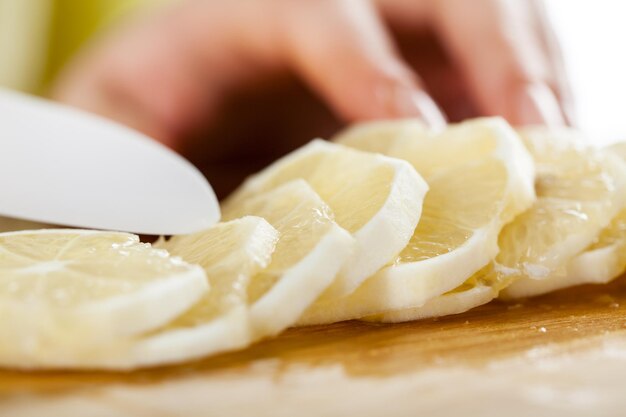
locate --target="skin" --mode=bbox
[53,0,573,196]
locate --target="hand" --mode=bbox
[377,0,573,126]
[52,0,573,194]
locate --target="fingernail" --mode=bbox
[515,83,565,127]
[561,98,579,128]
[393,87,447,129]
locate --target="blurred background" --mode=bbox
[0,0,624,194]
[0,0,151,93]
[544,0,626,144]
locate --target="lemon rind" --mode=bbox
[370,285,495,323]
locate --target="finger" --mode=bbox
[277,0,446,127]
[431,0,566,126]
[371,0,433,31]
[53,12,216,150]
[52,57,170,144]
[531,0,577,126]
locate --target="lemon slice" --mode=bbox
[125,216,279,367]
[380,129,626,321]
[567,142,626,284]
[0,229,207,368]
[130,182,352,369]
[223,180,354,338]
[508,141,626,295]
[1,218,278,369]
[337,119,508,177]
[370,263,509,322]
[298,118,534,325]
[371,265,497,323]
[98,217,277,370]
[566,216,626,285]
[223,140,427,296]
[500,129,626,299]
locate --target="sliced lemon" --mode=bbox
[509,141,626,295]
[379,129,626,320]
[371,265,498,322]
[565,216,626,285]
[0,173,353,370]
[371,263,512,322]
[1,218,278,369]
[223,139,427,296]
[0,229,207,368]
[337,119,505,177]
[298,118,534,325]
[500,129,626,299]
[223,180,354,338]
[102,217,277,369]
[611,142,626,168]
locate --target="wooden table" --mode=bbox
[2,276,626,416]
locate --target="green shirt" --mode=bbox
[0,0,155,93]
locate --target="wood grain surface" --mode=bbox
[2,276,626,416]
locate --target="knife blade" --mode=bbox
[0,88,220,235]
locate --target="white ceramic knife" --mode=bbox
[0,88,220,235]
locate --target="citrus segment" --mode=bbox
[501,129,626,298]
[0,229,208,368]
[223,139,427,296]
[298,118,534,325]
[223,180,354,337]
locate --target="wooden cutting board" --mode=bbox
[2,276,626,417]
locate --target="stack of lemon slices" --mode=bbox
[2,117,626,370]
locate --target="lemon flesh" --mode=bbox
[512,141,626,295]
[383,129,626,320]
[223,139,427,296]
[223,180,354,338]
[500,129,626,299]
[299,117,535,325]
[161,216,279,318]
[97,216,278,369]
[564,211,626,286]
[0,229,208,368]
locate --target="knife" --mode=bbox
[0,88,220,235]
